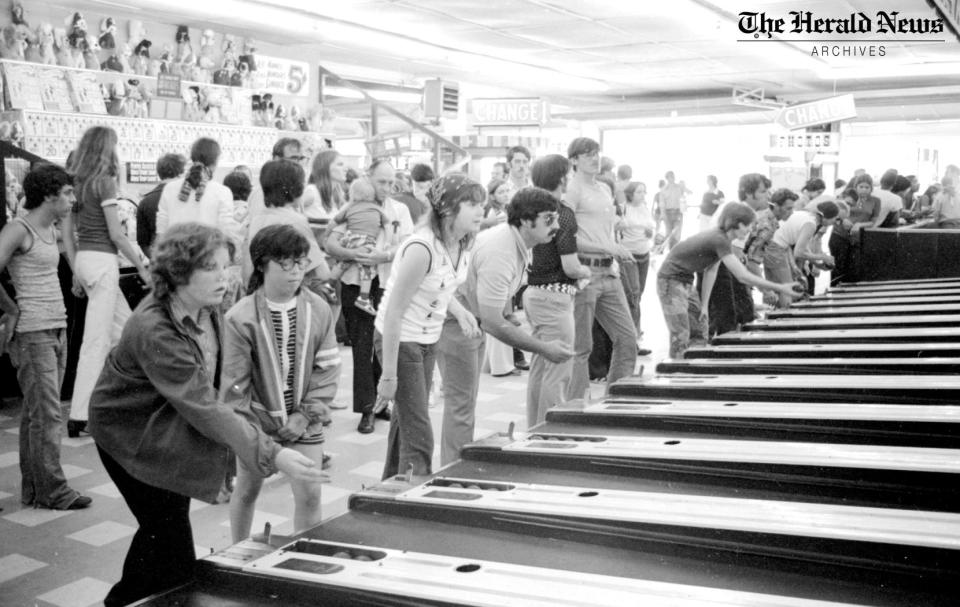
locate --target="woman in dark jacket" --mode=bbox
[89,222,327,607]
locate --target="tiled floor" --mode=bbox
[0,273,670,607]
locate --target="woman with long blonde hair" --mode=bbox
[301,149,346,221]
[61,126,150,437]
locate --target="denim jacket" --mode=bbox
[89,294,281,503]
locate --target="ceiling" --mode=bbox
[72,0,960,128]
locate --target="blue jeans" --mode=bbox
[568,271,637,401]
[375,335,436,479]
[10,328,80,508]
[437,316,484,465]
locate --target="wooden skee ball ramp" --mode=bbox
[134,279,959,606]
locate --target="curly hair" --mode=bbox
[22,163,72,210]
[150,223,233,302]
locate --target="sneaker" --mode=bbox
[355,297,377,316]
[328,400,348,410]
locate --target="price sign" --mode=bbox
[249,55,309,97]
[156,74,182,99]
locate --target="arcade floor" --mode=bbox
[0,281,668,607]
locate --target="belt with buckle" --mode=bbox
[579,256,613,268]
[532,282,577,295]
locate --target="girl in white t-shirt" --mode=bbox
[373,173,484,479]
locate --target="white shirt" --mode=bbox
[157,178,240,242]
[875,189,903,226]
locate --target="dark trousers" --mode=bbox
[829,231,858,286]
[98,447,195,607]
[341,279,383,413]
[708,262,754,337]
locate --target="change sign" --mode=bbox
[775,94,856,130]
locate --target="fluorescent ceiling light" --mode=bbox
[818,62,960,80]
[323,86,423,104]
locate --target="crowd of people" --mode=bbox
[1,125,959,605]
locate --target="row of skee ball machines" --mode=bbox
[140,276,959,606]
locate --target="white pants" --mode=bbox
[70,251,131,421]
[484,334,515,376]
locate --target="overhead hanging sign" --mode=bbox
[774,94,856,130]
[469,98,550,126]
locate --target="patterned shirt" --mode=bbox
[745,209,779,266]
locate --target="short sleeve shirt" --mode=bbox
[566,178,617,252]
[456,223,528,317]
[76,176,119,254]
[528,203,578,286]
[658,228,733,284]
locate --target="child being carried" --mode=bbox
[329,178,391,315]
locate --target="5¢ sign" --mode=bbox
[250,55,310,98]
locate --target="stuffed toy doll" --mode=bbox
[231,60,247,87]
[0,24,28,60]
[66,12,86,51]
[213,58,235,86]
[131,39,151,75]
[117,40,132,72]
[11,1,26,25]
[239,37,256,72]
[104,77,124,116]
[24,25,42,63]
[173,26,196,79]
[196,29,216,82]
[202,87,223,123]
[82,35,100,70]
[221,34,237,65]
[98,17,116,50]
[53,27,71,66]
[33,23,56,65]
[157,46,173,75]
[183,86,203,121]
[250,95,262,126]
[122,79,145,118]
[101,53,123,72]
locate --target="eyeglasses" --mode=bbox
[285,155,307,163]
[272,257,310,271]
[537,212,559,226]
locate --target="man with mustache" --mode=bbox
[438,187,573,464]
[564,137,637,401]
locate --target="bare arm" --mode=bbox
[375,243,430,400]
[560,252,590,280]
[103,203,150,285]
[701,261,718,313]
[721,253,797,299]
[0,222,27,346]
